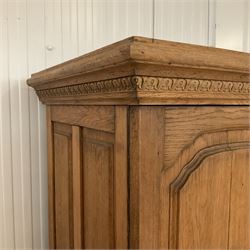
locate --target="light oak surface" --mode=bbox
[72,126,82,249]
[83,128,115,249]
[29,37,250,249]
[27,36,250,105]
[53,123,73,249]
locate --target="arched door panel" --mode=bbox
[160,115,250,249]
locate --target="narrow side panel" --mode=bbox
[53,123,74,249]
[47,106,55,249]
[72,126,82,249]
[83,128,115,249]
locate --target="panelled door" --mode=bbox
[161,106,250,249]
[47,106,128,249]
[129,106,250,249]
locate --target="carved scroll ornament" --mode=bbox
[37,76,250,99]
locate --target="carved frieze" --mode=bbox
[134,76,250,93]
[36,76,250,100]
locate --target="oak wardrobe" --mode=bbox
[28,37,250,249]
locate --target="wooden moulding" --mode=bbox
[27,36,250,105]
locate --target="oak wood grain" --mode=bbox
[47,106,55,249]
[28,36,249,87]
[29,37,250,250]
[164,106,250,169]
[83,128,115,249]
[177,151,232,249]
[27,36,250,105]
[51,105,115,133]
[72,126,82,249]
[54,123,73,249]
[160,124,250,249]
[129,106,164,249]
[229,149,250,249]
[114,106,128,249]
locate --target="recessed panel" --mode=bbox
[169,149,250,249]
[83,128,114,249]
[53,123,73,249]
[177,152,232,249]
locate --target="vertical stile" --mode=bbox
[72,126,82,249]
[47,106,55,249]
[114,106,128,249]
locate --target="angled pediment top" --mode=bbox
[27,36,250,105]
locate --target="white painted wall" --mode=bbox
[0,0,249,249]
